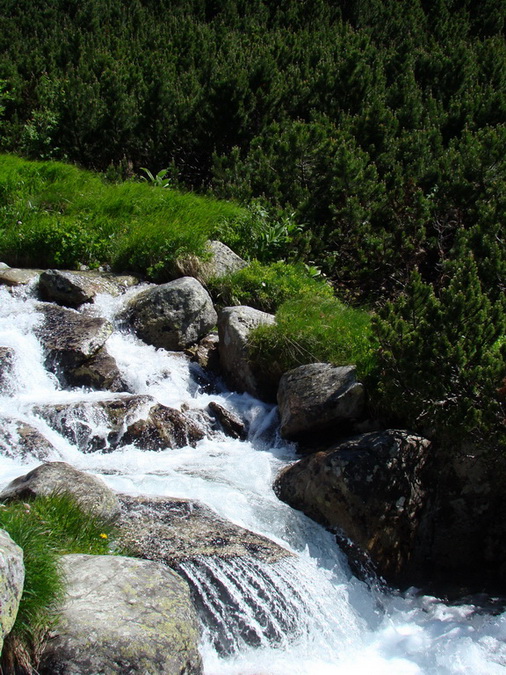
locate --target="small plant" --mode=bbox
[139,167,171,188]
[0,492,122,674]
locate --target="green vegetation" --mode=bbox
[0,493,122,673]
[208,260,332,313]
[0,154,244,279]
[248,296,376,383]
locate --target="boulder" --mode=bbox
[0,268,40,287]
[35,304,113,376]
[117,494,291,566]
[175,240,248,282]
[33,396,204,453]
[0,462,120,522]
[277,363,365,440]
[65,346,129,393]
[186,333,221,373]
[39,554,202,675]
[207,401,248,440]
[38,269,138,308]
[217,305,276,400]
[120,403,205,450]
[125,277,217,351]
[0,530,24,654]
[0,416,57,461]
[0,347,15,394]
[274,430,431,583]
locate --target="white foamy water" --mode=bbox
[1,281,505,674]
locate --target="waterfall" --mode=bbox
[1,281,506,674]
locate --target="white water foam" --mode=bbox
[1,282,506,674]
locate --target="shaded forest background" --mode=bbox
[0,0,504,452]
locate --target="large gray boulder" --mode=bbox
[125,277,217,351]
[36,304,112,374]
[217,305,276,400]
[277,363,365,440]
[0,530,24,654]
[38,269,139,308]
[274,430,431,583]
[117,494,291,566]
[0,462,120,522]
[39,554,202,675]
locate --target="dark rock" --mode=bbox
[217,305,276,400]
[124,277,217,351]
[120,403,205,450]
[39,554,202,675]
[274,430,431,583]
[186,333,221,373]
[207,401,247,440]
[117,494,291,566]
[277,363,365,440]
[38,269,139,308]
[66,346,129,393]
[0,462,120,521]
[35,304,112,375]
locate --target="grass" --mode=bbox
[208,259,334,313]
[0,492,123,673]
[248,295,377,384]
[0,154,245,280]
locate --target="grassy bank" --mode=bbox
[0,154,245,280]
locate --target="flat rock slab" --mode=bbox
[0,462,120,522]
[0,529,24,654]
[118,494,291,566]
[39,554,202,675]
[0,268,41,287]
[38,269,139,308]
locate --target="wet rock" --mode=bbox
[120,403,205,450]
[175,240,248,282]
[39,554,202,675]
[0,348,15,394]
[0,462,120,522]
[0,268,41,287]
[66,346,129,393]
[0,530,24,655]
[38,269,139,308]
[217,305,276,400]
[274,430,430,583]
[277,363,365,440]
[35,304,112,376]
[117,495,291,566]
[125,276,217,351]
[207,401,247,440]
[186,333,221,373]
[0,416,57,462]
[33,395,204,453]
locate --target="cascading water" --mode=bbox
[1,280,506,674]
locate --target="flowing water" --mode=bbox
[1,280,506,674]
